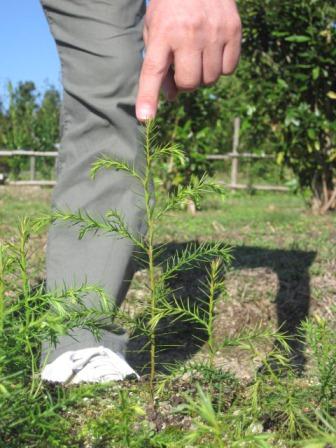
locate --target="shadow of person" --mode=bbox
[232,245,316,375]
[126,241,316,376]
[125,242,212,374]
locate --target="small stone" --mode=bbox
[249,422,264,434]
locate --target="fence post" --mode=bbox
[30,155,36,181]
[230,117,240,189]
[54,156,58,179]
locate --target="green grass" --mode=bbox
[0,185,336,447]
[0,187,50,232]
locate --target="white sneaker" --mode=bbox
[41,346,139,384]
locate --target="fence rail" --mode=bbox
[0,150,58,157]
[0,149,58,186]
[0,120,289,192]
[206,117,289,192]
[206,153,275,160]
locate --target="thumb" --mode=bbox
[136,42,171,122]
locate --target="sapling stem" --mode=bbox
[207,259,221,368]
[0,245,6,335]
[18,220,30,328]
[143,121,158,393]
[47,120,231,398]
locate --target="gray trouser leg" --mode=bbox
[40,0,146,364]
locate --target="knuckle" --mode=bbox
[179,15,203,31]
[188,17,203,30]
[142,58,166,77]
[226,17,242,38]
[213,23,223,39]
[161,17,177,34]
[137,94,155,104]
[208,17,223,37]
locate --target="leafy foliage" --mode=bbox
[2,0,335,210]
[0,82,60,179]
[238,0,336,210]
[0,218,116,446]
[155,77,245,195]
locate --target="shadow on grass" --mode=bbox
[126,242,316,375]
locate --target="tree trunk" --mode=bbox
[321,188,336,213]
[186,199,197,216]
[311,170,336,213]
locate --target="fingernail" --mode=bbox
[138,104,155,121]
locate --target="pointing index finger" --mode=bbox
[136,41,171,122]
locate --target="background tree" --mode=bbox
[2,82,37,177]
[1,0,335,211]
[0,99,8,176]
[0,82,60,179]
[238,0,336,211]
[34,87,61,177]
[155,74,246,196]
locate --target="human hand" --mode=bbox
[136,0,242,122]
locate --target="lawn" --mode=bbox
[0,185,335,447]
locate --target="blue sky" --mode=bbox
[0,0,61,103]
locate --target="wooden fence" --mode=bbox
[0,120,289,191]
[0,149,58,186]
[206,117,289,192]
